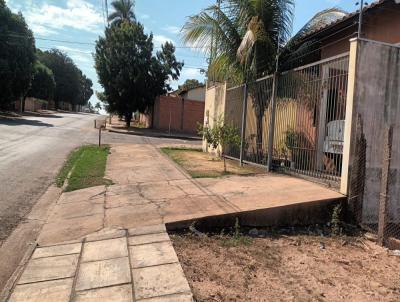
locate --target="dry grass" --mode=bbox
[172,232,400,302]
[161,147,265,178]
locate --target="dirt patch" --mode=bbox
[161,148,265,178]
[171,233,400,302]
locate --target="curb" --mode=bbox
[106,129,201,141]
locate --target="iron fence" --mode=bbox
[223,54,350,186]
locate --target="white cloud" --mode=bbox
[181,67,202,78]
[55,45,93,64]
[153,34,175,47]
[163,25,181,35]
[140,14,150,20]
[13,0,104,35]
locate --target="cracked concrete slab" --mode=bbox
[132,263,191,300]
[9,278,74,302]
[18,254,79,284]
[57,186,106,204]
[75,257,131,291]
[74,284,133,302]
[129,241,178,268]
[32,243,82,259]
[38,214,104,246]
[128,233,170,246]
[81,238,128,262]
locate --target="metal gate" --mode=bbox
[224,54,350,186]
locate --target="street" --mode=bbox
[0,111,195,245]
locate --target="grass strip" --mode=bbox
[56,147,85,187]
[65,145,112,192]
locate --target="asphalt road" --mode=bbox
[0,111,197,244]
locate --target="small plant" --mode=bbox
[221,218,252,247]
[331,204,343,236]
[198,116,241,173]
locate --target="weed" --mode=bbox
[331,204,343,236]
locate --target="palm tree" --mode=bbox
[108,0,136,25]
[182,0,295,84]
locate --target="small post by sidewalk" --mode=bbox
[377,125,393,246]
[239,83,248,166]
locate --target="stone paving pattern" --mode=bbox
[6,143,344,301]
[8,225,193,302]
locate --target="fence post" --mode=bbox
[239,84,248,166]
[377,125,393,246]
[267,73,278,172]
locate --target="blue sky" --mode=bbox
[6,0,359,106]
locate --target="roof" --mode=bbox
[299,0,392,41]
[177,84,205,96]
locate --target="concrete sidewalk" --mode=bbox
[3,143,344,301]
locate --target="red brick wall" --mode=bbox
[153,95,204,134]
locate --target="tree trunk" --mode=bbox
[125,112,133,128]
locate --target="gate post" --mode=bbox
[267,73,278,172]
[239,84,248,166]
[378,125,393,246]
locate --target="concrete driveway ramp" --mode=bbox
[6,225,193,302]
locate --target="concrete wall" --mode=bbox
[348,39,400,223]
[24,97,48,112]
[152,95,204,134]
[202,83,226,152]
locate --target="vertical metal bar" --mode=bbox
[239,84,248,166]
[358,0,365,39]
[378,125,393,246]
[267,73,278,171]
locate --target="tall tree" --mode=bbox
[108,0,135,25]
[78,72,94,106]
[27,61,55,101]
[178,79,202,93]
[182,0,294,84]
[95,21,182,127]
[38,49,81,109]
[0,0,35,110]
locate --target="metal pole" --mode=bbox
[267,73,278,171]
[357,0,364,39]
[98,126,102,147]
[239,84,248,166]
[267,33,281,171]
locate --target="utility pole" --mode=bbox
[105,0,109,25]
[357,0,365,38]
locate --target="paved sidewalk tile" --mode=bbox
[18,254,79,284]
[128,224,166,236]
[32,243,82,259]
[75,257,131,291]
[132,263,191,300]
[128,232,170,246]
[85,228,126,242]
[74,284,133,302]
[9,278,74,302]
[129,241,178,268]
[137,293,193,302]
[81,237,128,262]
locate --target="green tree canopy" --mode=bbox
[78,72,94,106]
[27,61,55,101]
[0,0,35,109]
[38,49,92,109]
[95,21,183,126]
[177,79,202,93]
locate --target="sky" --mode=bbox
[6,0,359,107]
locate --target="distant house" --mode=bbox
[146,85,206,135]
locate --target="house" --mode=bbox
[204,0,400,247]
[150,85,206,135]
